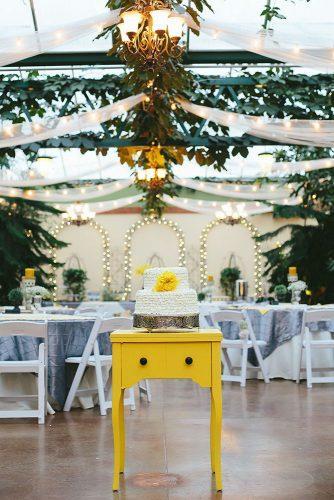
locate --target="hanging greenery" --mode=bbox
[0,66,332,214]
[259,146,334,304]
[0,197,67,304]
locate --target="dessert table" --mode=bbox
[200,302,334,379]
[0,313,111,410]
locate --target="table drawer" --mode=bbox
[165,342,212,387]
[121,343,166,387]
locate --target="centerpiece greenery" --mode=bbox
[220,267,241,301]
[8,288,23,312]
[63,268,88,302]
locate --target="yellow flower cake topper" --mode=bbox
[154,271,179,292]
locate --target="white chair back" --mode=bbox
[304,309,334,324]
[97,316,133,335]
[211,310,246,325]
[74,307,100,316]
[0,321,47,338]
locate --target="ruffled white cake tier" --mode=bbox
[135,289,199,316]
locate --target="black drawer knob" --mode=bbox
[140,357,148,366]
[185,357,193,365]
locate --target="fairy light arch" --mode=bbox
[50,219,111,300]
[123,215,186,299]
[200,217,263,297]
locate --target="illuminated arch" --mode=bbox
[200,217,263,297]
[50,219,111,300]
[123,215,186,299]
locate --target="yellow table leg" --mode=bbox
[211,344,223,492]
[120,388,125,473]
[210,391,215,474]
[112,343,122,492]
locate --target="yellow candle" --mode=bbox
[289,267,297,276]
[25,268,35,279]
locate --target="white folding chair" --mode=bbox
[211,310,270,387]
[0,321,48,424]
[296,309,334,388]
[74,306,101,316]
[63,316,151,415]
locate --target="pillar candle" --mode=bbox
[288,267,297,276]
[24,268,35,279]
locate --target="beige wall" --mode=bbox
[51,212,294,300]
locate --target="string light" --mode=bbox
[200,217,263,298]
[122,215,186,300]
[50,220,111,301]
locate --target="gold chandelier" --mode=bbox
[117,0,186,67]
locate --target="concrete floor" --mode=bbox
[0,379,334,499]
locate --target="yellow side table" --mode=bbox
[110,328,223,492]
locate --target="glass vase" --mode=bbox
[33,295,42,310]
[291,289,301,305]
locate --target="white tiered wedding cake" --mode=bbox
[134,267,199,329]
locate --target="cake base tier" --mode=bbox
[133,314,199,330]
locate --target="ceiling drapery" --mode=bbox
[0,179,131,203]
[0,10,120,67]
[0,94,145,149]
[178,98,334,148]
[174,178,292,201]
[182,13,334,72]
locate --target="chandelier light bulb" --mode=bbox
[120,11,143,40]
[167,15,185,42]
[118,22,130,42]
[157,168,167,179]
[150,9,171,36]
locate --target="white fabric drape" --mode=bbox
[0,94,145,149]
[0,179,131,203]
[0,160,120,187]
[89,194,142,214]
[178,98,334,148]
[270,158,334,176]
[174,177,292,201]
[162,195,274,217]
[0,10,120,67]
[182,14,334,72]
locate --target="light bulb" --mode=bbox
[118,22,130,42]
[150,9,171,36]
[167,15,185,42]
[120,11,143,40]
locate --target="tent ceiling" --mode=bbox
[1,0,333,65]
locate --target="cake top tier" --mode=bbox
[143,267,189,291]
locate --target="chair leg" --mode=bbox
[252,341,270,383]
[144,380,152,403]
[129,387,136,411]
[63,360,88,412]
[138,380,152,403]
[47,402,55,415]
[94,341,107,416]
[38,343,45,424]
[296,339,304,384]
[240,343,248,387]
[222,348,234,376]
[305,336,313,389]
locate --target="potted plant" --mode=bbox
[220,267,241,301]
[274,284,288,303]
[63,268,88,302]
[8,288,23,313]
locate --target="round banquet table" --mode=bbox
[200,302,334,380]
[0,313,111,410]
